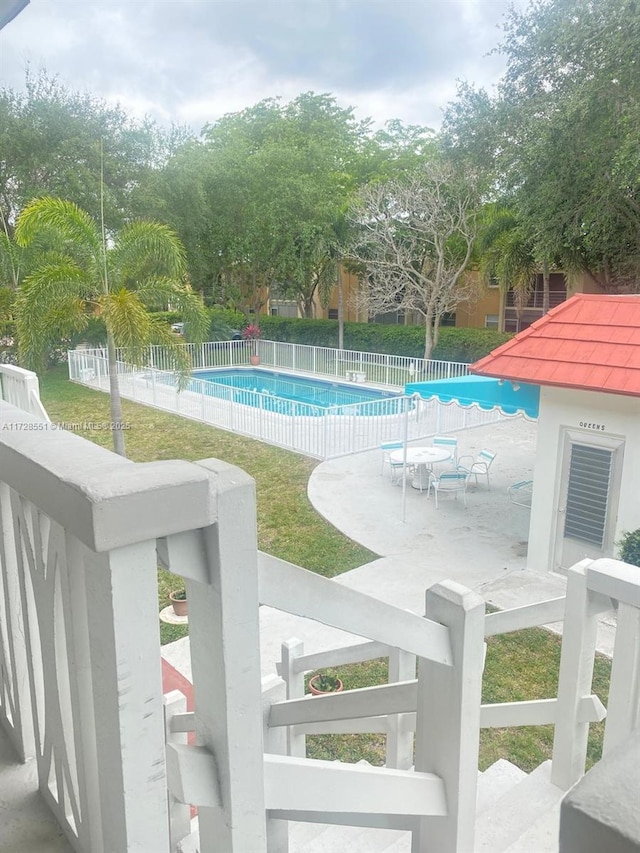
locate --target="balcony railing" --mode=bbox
[505,289,567,310]
[2,368,637,853]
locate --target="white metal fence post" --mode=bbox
[413,581,485,853]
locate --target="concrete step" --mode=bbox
[0,727,74,853]
[292,822,407,853]
[502,800,561,853]
[475,761,565,853]
[477,758,528,815]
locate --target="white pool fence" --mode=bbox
[68,341,521,459]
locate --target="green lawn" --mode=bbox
[38,366,610,772]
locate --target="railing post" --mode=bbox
[262,674,289,853]
[186,460,267,853]
[84,539,170,852]
[280,639,306,758]
[551,560,600,789]
[386,648,415,769]
[602,601,640,755]
[164,690,192,851]
[413,581,485,853]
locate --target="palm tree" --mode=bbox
[476,204,537,331]
[15,197,209,456]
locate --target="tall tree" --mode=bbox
[346,162,479,359]
[442,0,640,291]
[157,93,372,313]
[15,197,208,456]
[0,68,180,233]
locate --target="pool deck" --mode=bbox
[162,415,617,686]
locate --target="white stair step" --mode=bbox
[475,761,565,853]
[502,800,561,853]
[379,832,411,853]
[477,758,527,815]
[293,823,406,853]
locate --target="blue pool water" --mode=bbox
[192,368,400,416]
[405,375,539,418]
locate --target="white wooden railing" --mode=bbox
[0,363,50,421]
[270,558,639,848]
[67,346,508,459]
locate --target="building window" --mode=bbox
[328,309,339,320]
[487,276,499,288]
[372,310,405,325]
[485,314,500,329]
[441,312,456,327]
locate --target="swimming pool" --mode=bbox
[405,374,539,418]
[192,368,401,416]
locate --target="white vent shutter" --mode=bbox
[564,444,613,547]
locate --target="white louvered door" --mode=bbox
[556,432,624,570]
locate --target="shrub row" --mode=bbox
[249,315,512,363]
[1,309,511,367]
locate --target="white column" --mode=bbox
[413,581,485,853]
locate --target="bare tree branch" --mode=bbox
[345,162,480,359]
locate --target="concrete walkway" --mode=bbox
[162,414,616,683]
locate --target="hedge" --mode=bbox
[250,316,511,363]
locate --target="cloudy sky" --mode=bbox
[1,0,526,133]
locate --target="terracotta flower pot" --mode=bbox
[308,674,344,696]
[169,590,188,618]
[250,354,260,366]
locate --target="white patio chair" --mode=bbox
[508,479,533,507]
[380,440,404,481]
[427,470,469,509]
[457,449,496,489]
[432,435,458,466]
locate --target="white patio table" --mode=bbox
[389,446,452,491]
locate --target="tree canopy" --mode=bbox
[442,0,640,292]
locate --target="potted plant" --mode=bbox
[169,588,188,618]
[242,323,261,365]
[308,670,344,695]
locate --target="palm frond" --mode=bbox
[112,220,186,282]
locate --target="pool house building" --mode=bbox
[472,293,640,575]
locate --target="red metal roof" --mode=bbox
[471,294,640,397]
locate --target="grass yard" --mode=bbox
[38,366,611,773]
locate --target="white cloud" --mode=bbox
[0,0,527,132]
